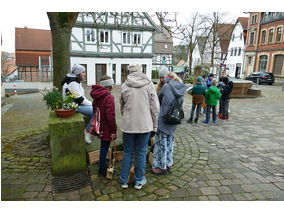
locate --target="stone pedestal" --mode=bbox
[49,111,86,176]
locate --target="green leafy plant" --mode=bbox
[41,87,79,110]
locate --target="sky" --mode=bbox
[1,0,274,54]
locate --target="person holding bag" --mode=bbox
[90,75,117,176]
[151,72,187,175]
[119,63,160,190]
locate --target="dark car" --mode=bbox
[245,72,275,85]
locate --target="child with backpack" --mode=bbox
[202,79,221,124]
[90,75,117,176]
[151,72,187,175]
[187,76,206,124]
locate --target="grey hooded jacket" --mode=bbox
[120,71,160,133]
[158,80,187,136]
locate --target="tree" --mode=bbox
[47,12,175,90]
[177,13,209,75]
[1,51,13,81]
[202,12,234,68]
[47,12,79,91]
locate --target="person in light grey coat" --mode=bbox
[151,72,187,175]
[119,63,160,190]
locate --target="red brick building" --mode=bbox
[15,27,52,81]
[244,12,284,77]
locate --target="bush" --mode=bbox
[5,94,10,97]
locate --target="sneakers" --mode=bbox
[213,120,216,124]
[225,117,230,120]
[151,168,167,175]
[121,183,128,189]
[134,177,147,190]
[202,120,210,124]
[187,119,193,124]
[85,130,91,144]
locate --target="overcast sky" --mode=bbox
[0,0,275,53]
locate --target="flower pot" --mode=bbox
[54,109,76,118]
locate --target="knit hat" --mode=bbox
[100,78,114,87]
[197,76,203,83]
[71,64,85,76]
[128,63,142,73]
[208,73,214,78]
[159,67,170,78]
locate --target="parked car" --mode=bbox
[245,72,275,85]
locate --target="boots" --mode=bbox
[218,113,222,119]
[187,119,193,124]
[194,118,198,123]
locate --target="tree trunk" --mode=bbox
[47,12,78,91]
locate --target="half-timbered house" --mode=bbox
[70,12,162,85]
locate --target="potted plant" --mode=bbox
[41,87,79,118]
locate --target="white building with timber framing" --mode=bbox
[70,12,162,85]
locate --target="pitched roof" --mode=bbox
[1,53,17,76]
[15,28,52,51]
[237,17,249,31]
[215,23,234,40]
[154,26,173,54]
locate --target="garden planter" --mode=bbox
[54,109,76,118]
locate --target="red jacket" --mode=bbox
[90,85,117,141]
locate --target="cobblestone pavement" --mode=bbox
[1,84,284,201]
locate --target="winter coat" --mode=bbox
[90,85,117,141]
[221,81,234,101]
[191,83,206,104]
[120,71,160,133]
[205,77,212,89]
[158,80,187,136]
[205,86,221,106]
[62,73,92,106]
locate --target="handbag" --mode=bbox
[90,107,103,137]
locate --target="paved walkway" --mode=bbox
[1,84,284,201]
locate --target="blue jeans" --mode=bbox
[120,132,150,184]
[77,105,93,131]
[99,140,111,169]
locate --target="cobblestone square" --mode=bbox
[1,84,284,201]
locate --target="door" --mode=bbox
[273,55,284,76]
[96,64,106,85]
[121,64,129,83]
[235,63,241,78]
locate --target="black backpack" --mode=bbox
[163,83,184,125]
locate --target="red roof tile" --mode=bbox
[238,17,249,31]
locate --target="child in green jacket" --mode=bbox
[203,79,221,124]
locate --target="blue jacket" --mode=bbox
[157,80,187,136]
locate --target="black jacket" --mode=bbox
[221,81,234,101]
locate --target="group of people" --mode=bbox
[61,64,232,190]
[187,71,234,124]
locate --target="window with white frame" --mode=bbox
[123,32,131,44]
[258,55,268,72]
[238,47,241,56]
[240,33,243,41]
[165,44,168,49]
[234,48,237,56]
[276,27,282,42]
[232,34,235,41]
[133,33,142,45]
[100,30,109,43]
[230,48,233,56]
[268,28,274,43]
[86,29,95,42]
